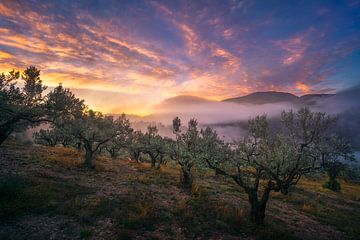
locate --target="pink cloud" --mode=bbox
[275,36,309,65]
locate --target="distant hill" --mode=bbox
[151,92,336,108]
[223,91,299,104]
[223,91,335,105]
[159,95,212,106]
[300,94,335,105]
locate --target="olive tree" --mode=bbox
[34,129,59,147]
[202,108,341,225]
[138,125,170,169]
[127,130,145,162]
[34,125,76,147]
[319,134,354,191]
[69,111,128,167]
[0,67,84,145]
[104,114,133,159]
[0,67,46,144]
[172,117,202,188]
[45,84,85,122]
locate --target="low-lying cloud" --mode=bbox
[148,96,296,125]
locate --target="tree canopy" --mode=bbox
[0,67,85,145]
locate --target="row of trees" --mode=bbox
[0,66,84,145]
[0,67,355,225]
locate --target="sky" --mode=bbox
[0,0,359,115]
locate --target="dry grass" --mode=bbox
[1,142,359,239]
[272,176,360,238]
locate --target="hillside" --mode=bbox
[223,92,300,104]
[159,95,212,106]
[299,94,335,106]
[1,142,360,240]
[223,92,335,105]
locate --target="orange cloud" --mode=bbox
[178,70,250,100]
[0,50,13,60]
[296,82,311,93]
[212,47,240,73]
[106,36,162,62]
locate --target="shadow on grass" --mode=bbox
[174,185,298,240]
[0,175,161,239]
[0,175,91,220]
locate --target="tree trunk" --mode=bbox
[250,203,266,225]
[155,155,163,170]
[148,152,157,168]
[84,148,94,168]
[326,168,341,192]
[215,168,222,176]
[0,117,20,146]
[0,127,11,145]
[151,159,156,168]
[133,151,140,162]
[109,149,117,159]
[77,142,82,151]
[180,166,193,188]
[247,186,271,225]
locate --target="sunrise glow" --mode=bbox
[0,0,359,115]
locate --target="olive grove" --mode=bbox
[4,67,355,226]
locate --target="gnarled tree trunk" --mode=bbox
[84,151,93,168]
[83,142,95,168]
[155,155,164,170]
[132,150,140,162]
[0,126,14,145]
[247,185,272,225]
[146,151,159,169]
[180,165,193,188]
[325,166,341,192]
[76,142,82,151]
[108,148,117,159]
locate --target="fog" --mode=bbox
[313,85,360,114]
[148,96,296,125]
[130,87,360,147]
[128,96,296,140]
[19,87,360,151]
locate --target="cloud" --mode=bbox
[296,82,311,94]
[0,0,359,115]
[178,23,204,56]
[212,47,241,73]
[275,36,308,65]
[0,50,13,60]
[223,28,234,39]
[149,95,296,126]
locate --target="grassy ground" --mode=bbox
[0,141,359,240]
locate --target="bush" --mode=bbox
[341,166,360,183]
[79,229,93,239]
[323,180,341,192]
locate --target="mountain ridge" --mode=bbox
[223,91,335,105]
